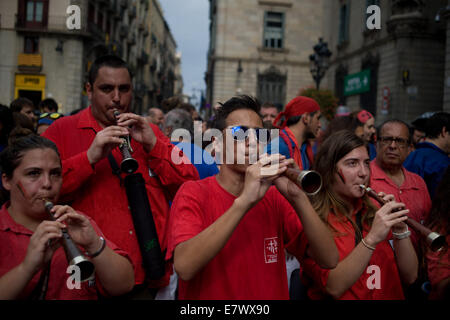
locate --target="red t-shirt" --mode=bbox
[427,233,450,299]
[0,203,133,300]
[43,107,199,285]
[166,176,308,300]
[369,160,431,248]
[302,205,405,300]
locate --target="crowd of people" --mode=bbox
[0,55,448,300]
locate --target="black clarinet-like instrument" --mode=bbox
[112,110,165,279]
[42,199,95,282]
[113,110,139,174]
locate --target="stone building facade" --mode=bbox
[205,0,324,115]
[322,0,447,124]
[441,0,450,112]
[0,0,181,115]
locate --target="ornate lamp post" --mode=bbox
[309,38,332,90]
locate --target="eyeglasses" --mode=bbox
[378,136,409,148]
[39,112,63,120]
[226,126,271,142]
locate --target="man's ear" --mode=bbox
[85,82,93,101]
[441,126,448,138]
[1,173,11,192]
[164,126,172,138]
[302,113,310,125]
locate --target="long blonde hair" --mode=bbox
[312,130,377,240]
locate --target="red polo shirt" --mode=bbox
[43,107,199,285]
[301,203,405,300]
[369,160,431,248]
[0,203,132,300]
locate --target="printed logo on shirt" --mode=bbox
[264,237,278,263]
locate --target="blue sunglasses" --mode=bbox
[227,126,271,142]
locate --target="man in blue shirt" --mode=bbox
[163,108,219,179]
[404,112,450,198]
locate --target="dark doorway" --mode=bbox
[18,89,42,108]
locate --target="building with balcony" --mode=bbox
[205,0,324,116]
[0,0,182,115]
[143,0,181,110]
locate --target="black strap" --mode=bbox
[107,153,123,186]
[29,260,51,300]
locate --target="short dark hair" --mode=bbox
[214,95,261,131]
[39,98,58,112]
[286,111,318,127]
[377,119,411,143]
[319,115,359,144]
[10,97,34,113]
[0,135,60,178]
[88,55,132,85]
[424,112,450,139]
[261,102,282,112]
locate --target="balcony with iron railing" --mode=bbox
[15,13,115,40]
[17,53,42,72]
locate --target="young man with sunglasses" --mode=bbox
[369,120,431,249]
[166,95,338,299]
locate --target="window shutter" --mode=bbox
[17,0,26,27]
[42,0,49,27]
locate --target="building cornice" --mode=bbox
[258,1,293,8]
[209,55,309,67]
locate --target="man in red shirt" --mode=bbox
[166,95,338,299]
[42,55,199,295]
[369,120,431,249]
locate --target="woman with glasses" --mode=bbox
[166,95,338,299]
[301,129,418,299]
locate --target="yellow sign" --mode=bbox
[15,74,46,99]
[15,74,46,88]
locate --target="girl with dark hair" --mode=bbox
[301,130,418,299]
[0,135,134,299]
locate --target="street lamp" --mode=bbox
[309,38,332,90]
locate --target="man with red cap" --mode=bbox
[267,96,322,170]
